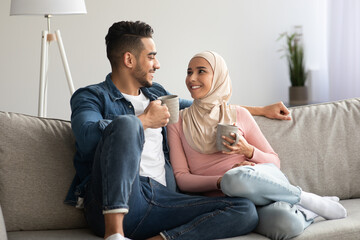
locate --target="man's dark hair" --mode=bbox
[105,21,154,68]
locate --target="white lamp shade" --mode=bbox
[10,0,87,16]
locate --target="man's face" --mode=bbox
[133,38,160,88]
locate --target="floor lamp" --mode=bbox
[10,0,87,117]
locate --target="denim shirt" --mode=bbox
[64,73,192,206]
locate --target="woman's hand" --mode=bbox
[231,161,255,168]
[221,133,254,159]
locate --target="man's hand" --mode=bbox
[244,102,291,120]
[138,100,170,129]
[261,101,291,120]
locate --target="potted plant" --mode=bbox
[278,26,308,105]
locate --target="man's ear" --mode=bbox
[123,52,136,68]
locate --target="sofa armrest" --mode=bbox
[0,204,8,240]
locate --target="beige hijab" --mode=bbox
[180,51,237,154]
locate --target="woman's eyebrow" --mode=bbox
[187,66,207,71]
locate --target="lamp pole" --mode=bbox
[10,0,86,117]
[38,15,75,117]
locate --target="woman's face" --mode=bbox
[186,57,214,100]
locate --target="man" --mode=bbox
[65,21,291,240]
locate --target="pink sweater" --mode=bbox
[167,106,280,196]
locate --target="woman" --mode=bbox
[167,51,347,240]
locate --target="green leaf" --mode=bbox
[278,30,307,86]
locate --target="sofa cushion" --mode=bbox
[293,199,360,239]
[0,112,86,231]
[254,98,360,199]
[7,228,101,240]
[225,199,360,240]
[0,204,7,240]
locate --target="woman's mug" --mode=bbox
[157,95,179,124]
[216,123,240,152]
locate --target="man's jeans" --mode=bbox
[84,115,258,240]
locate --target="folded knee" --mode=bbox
[111,115,143,135]
[220,167,256,197]
[112,115,142,131]
[256,202,305,240]
[102,115,145,148]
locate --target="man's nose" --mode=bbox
[154,58,160,69]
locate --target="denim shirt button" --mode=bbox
[129,105,132,108]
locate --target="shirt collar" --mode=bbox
[104,73,156,101]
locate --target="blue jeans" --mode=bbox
[221,164,313,240]
[84,115,258,240]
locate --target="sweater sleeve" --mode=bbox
[237,106,281,168]
[167,119,221,193]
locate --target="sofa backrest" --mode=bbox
[0,112,86,232]
[0,98,359,231]
[254,98,360,200]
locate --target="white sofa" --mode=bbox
[1,98,359,240]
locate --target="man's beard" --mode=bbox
[134,64,153,88]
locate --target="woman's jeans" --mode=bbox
[84,115,258,240]
[221,163,314,240]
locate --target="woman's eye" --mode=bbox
[199,70,205,73]
[187,71,192,75]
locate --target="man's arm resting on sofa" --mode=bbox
[243,102,292,120]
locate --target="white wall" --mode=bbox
[0,0,328,120]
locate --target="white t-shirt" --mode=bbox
[122,90,167,186]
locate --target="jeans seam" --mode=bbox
[126,117,144,210]
[150,180,235,208]
[128,178,154,238]
[129,203,153,238]
[102,118,145,210]
[166,207,230,239]
[102,123,114,207]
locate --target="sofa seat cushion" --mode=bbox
[7,228,101,240]
[8,199,359,240]
[223,199,360,240]
[293,199,360,240]
[0,204,7,240]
